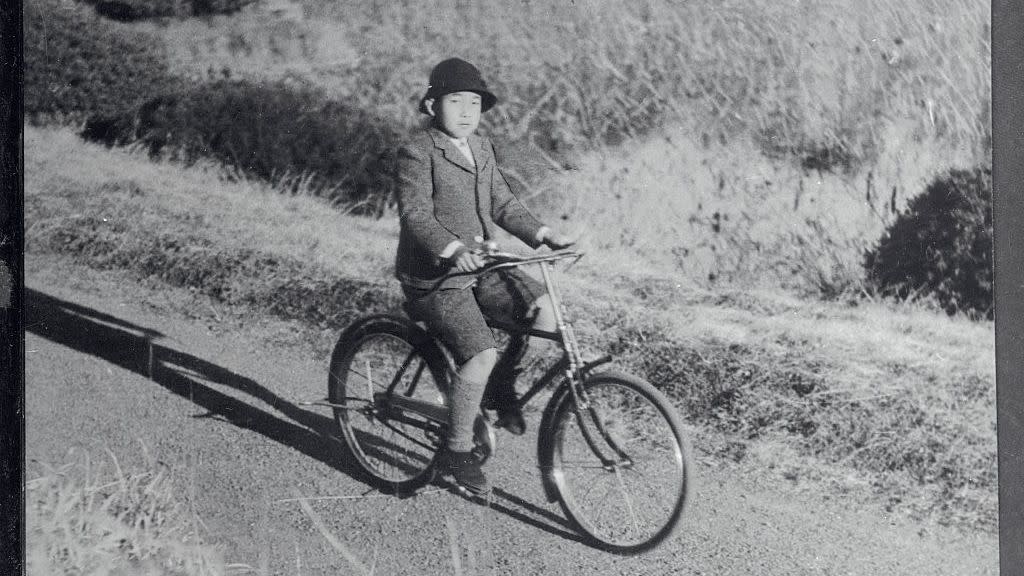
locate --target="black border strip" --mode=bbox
[0,0,23,569]
[993,0,1024,574]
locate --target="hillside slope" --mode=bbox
[24,125,996,532]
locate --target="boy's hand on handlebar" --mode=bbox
[451,246,485,272]
[541,230,576,250]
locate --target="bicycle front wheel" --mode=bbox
[328,315,449,494]
[546,371,693,554]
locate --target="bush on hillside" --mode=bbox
[83,0,255,20]
[24,0,180,124]
[88,0,189,20]
[864,167,992,318]
[190,0,255,15]
[83,80,402,213]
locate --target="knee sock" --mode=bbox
[448,371,489,453]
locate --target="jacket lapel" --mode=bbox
[468,135,490,173]
[426,127,496,240]
[469,135,494,239]
[428,127,475,174]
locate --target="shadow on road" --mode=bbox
[25,287,366,481]
[25,288,584,546]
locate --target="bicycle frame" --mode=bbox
[475,252,591,405]
[482,253,631,467]
[328,250,632,466]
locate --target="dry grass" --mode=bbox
[24,128,397,283]
[139,4,358,86]
[24,447,401,575]
[149,0,990,164]
[135,0,989,297]
[25,126,996,530]
[530,120,981,296]
[26,449,229,575]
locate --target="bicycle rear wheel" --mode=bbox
[545,371,693,554]
[328,315,449,494]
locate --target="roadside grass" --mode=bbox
[575,284,995,526]
[26,449,230,575]
[25,447,403,575]
[25,126,996,530]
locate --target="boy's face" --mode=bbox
[428,91,482,139]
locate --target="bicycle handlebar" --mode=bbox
[420,248,584,295]
[461,247,582,273]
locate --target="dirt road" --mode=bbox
[24,255,997,575]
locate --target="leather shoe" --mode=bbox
[445,449,489,495]
[494,404,526,436]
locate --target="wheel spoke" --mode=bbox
[555,461,612,469]
[613,466,642,537]
[585,473,619,529]
[377,419,439,452]
[365,358,373,401]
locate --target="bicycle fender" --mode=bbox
[329,314,453,394]
[534,366,623,503]
[536,381,573,503]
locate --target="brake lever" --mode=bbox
[565,252,584,272]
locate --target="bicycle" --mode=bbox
[321,248,694,554]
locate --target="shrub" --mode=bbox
[24,0,180,124]
[88,0,190,20]
[190,0,255,16]
[83,79,403,212]
[82,0,255,20]
[864,167,992,318]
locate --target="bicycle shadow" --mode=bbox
[25,288,583,545]
[24,288,365,480]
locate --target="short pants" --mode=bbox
[402,268,546,365]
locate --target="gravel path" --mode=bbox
[24,255,997,575]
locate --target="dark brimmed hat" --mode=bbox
[418,58,498,115]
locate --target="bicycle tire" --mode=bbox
[328,314,450,495]
[542,370,694,554]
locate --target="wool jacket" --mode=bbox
[395,126,545,289]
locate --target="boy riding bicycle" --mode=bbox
[395,57,574,494]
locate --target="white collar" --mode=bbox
[448,135,475,165]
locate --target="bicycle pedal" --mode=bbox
[452,480,491,498]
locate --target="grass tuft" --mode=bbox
[26,449,227,576]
